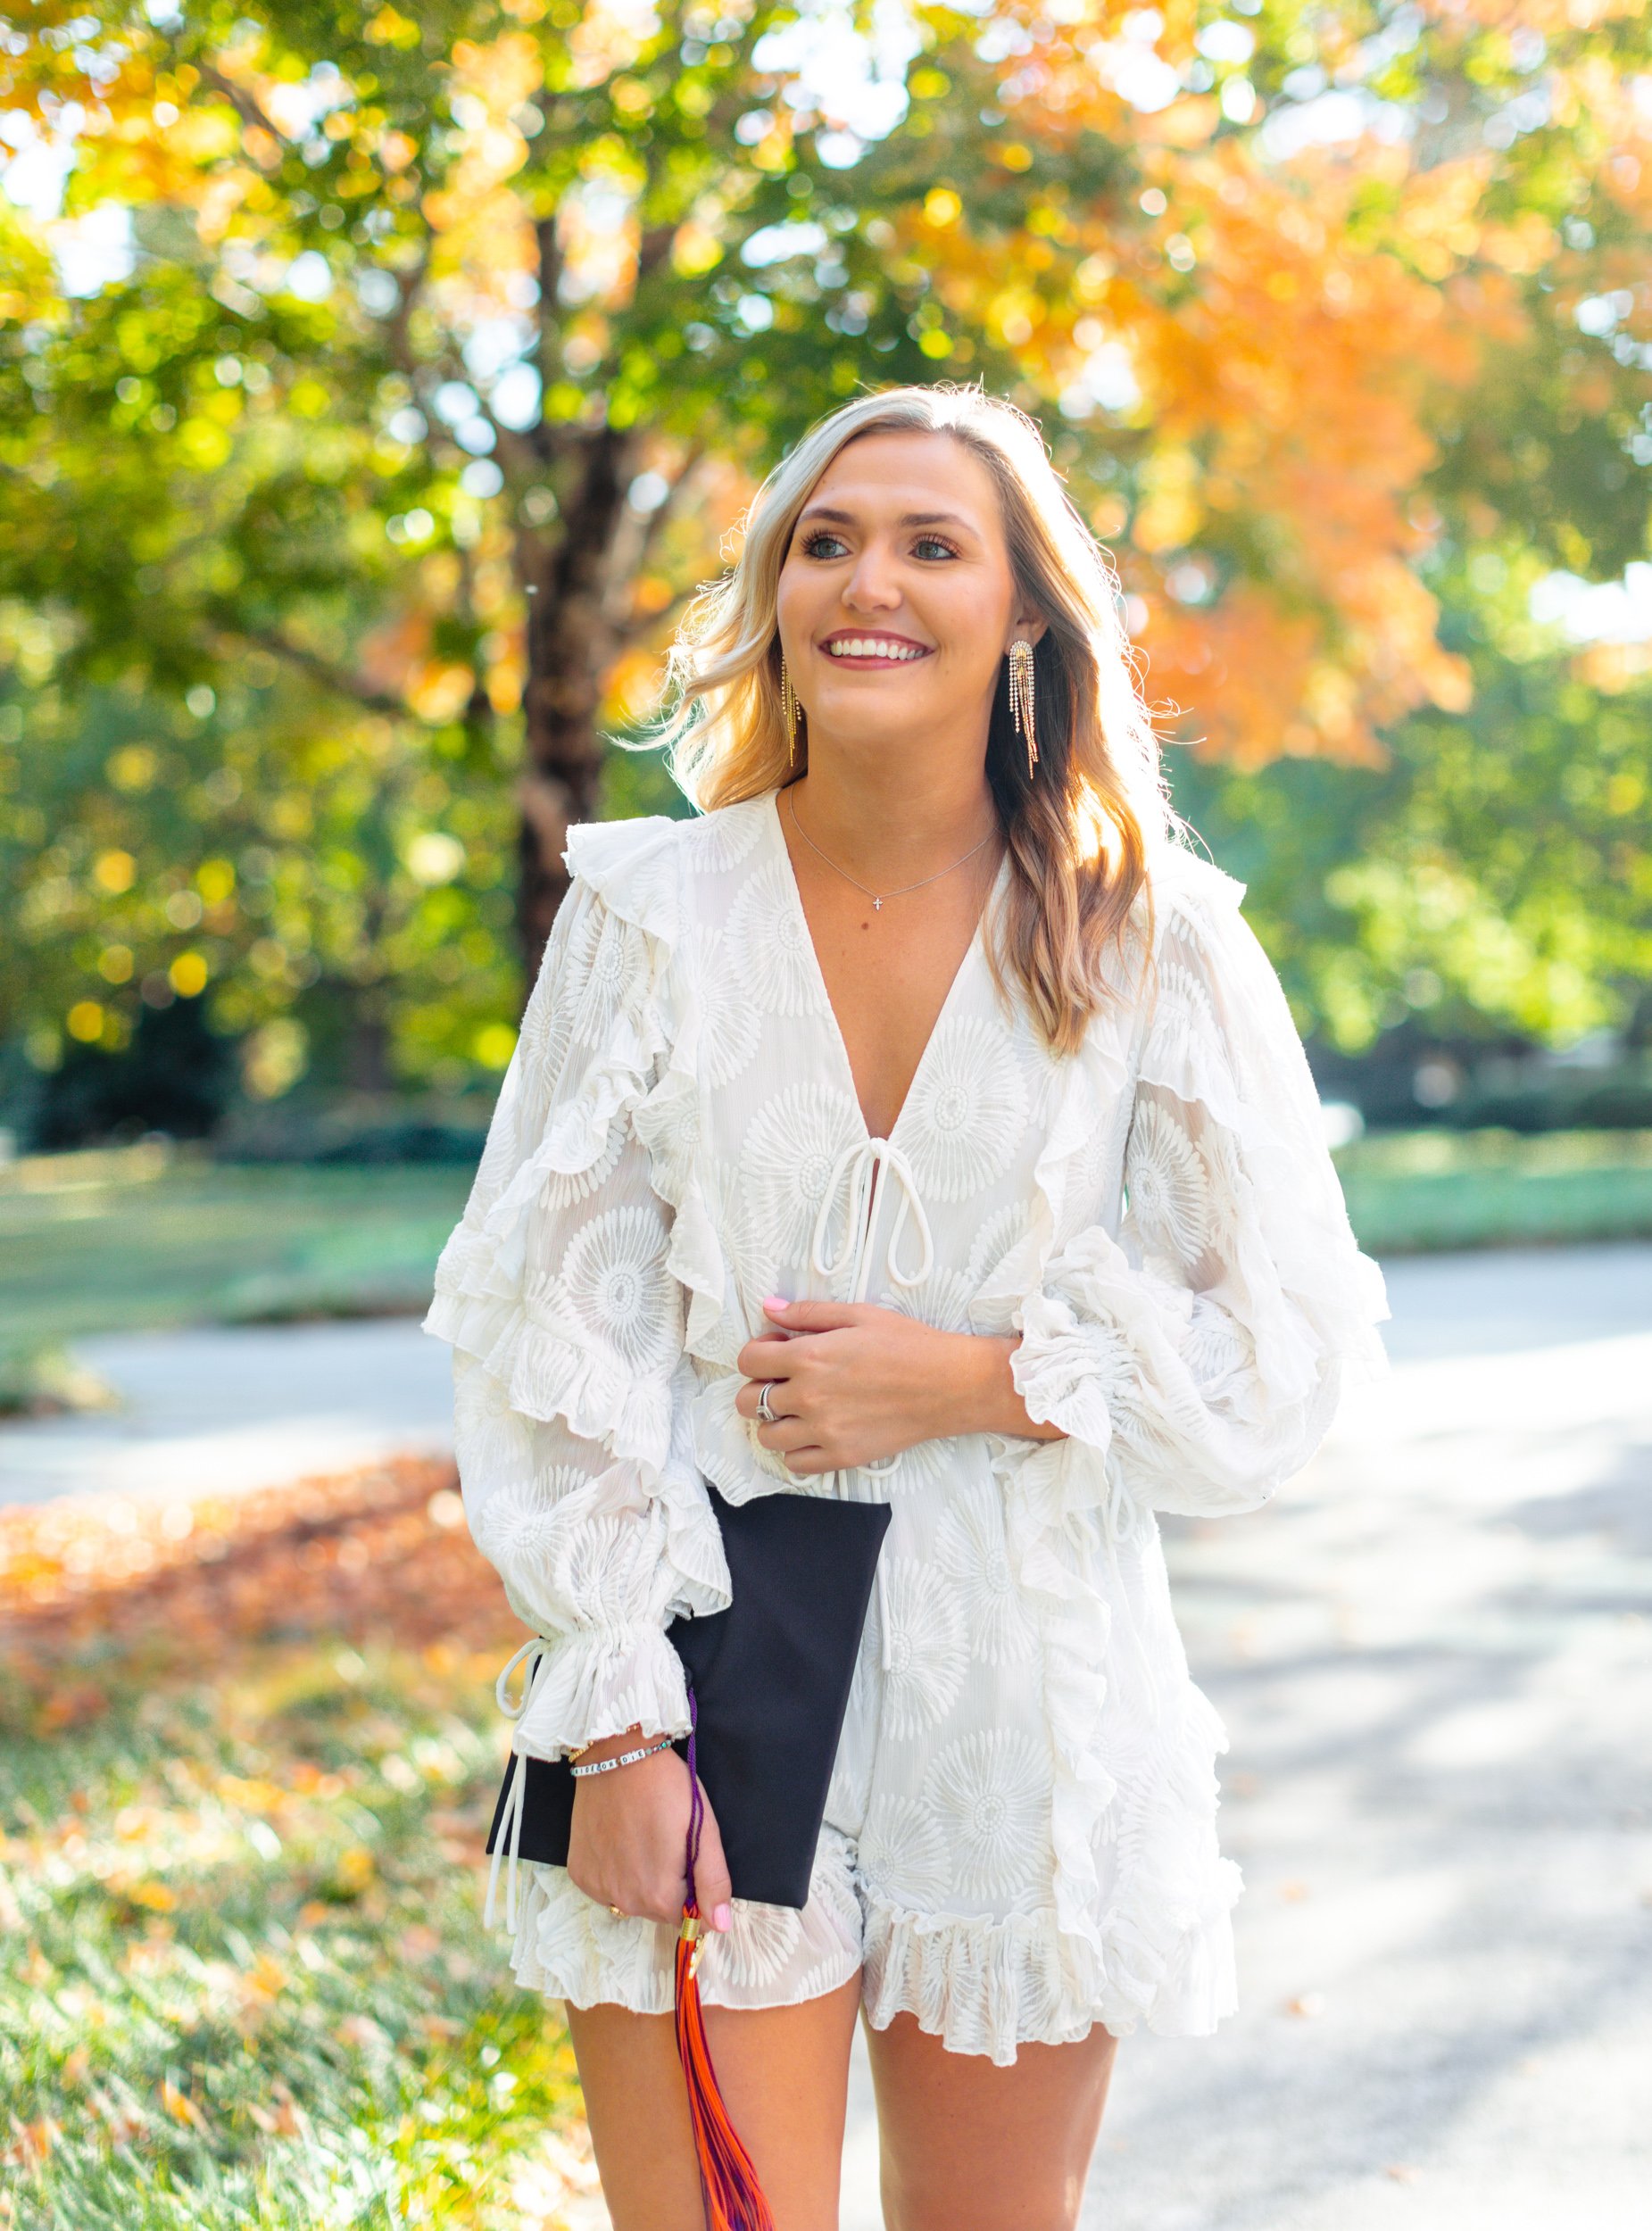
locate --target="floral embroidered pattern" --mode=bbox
[966,1201,1035,1293]
[878,1555,969,1737]
[901,1016,1029,1201]
[467,1463,591,1584]
[555,1207,679,1373]
[729,856,829,1017]
[694,926,763,1090]
[539,1122,625,1211]
[1150,953,1222,1073]
[857,1794,952,1908]
[926,1730,1050,1902]
[736,1082,863,1268]
[1125,1097,1212,1265]
[718,1897,805,1988]
[935,1487,1037,1665]
[684,793,768,874]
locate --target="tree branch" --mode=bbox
[385,241,432,386]
[228,626,406,716]
[195,62,270,137]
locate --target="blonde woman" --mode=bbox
[427,384,1389,2230]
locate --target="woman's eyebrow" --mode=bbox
[797,503,981,535]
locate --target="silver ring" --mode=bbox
[756,1381,776,1425]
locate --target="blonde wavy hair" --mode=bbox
[652,383,1175,1057]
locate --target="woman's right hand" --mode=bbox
[564,1729,735,1932]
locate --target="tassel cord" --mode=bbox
[674,1686,776,2231]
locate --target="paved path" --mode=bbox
[0,1318,455,1505]
[4,1248,1648,2226]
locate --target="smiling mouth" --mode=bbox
[820,636,934,663]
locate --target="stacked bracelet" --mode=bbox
[569,1734,676,1779]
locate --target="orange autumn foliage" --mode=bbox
[3,0,1646,789]
[0,1457,512,1724]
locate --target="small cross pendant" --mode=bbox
[873,897,883,911]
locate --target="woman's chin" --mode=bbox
[807,681,952,735]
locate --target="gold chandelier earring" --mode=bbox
[779,654,801,766]
[1009,637,1037,779]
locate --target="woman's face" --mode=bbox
[775,429,1044,761]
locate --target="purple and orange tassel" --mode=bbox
[674,1689,775,2231]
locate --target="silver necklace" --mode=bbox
[785,785,998,912]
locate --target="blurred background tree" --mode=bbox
[0,0,1648,1137]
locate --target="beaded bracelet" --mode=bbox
[569,1733,676,1779]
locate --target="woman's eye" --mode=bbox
[800,531,849,560]
[912,535,959,561]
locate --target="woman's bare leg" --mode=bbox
[565,1974,862,2231]
[866,2011,1120,2231]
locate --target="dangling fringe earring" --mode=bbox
[779,655,800,767]
[674,1688,776,2230]
[1009,638,1037,780]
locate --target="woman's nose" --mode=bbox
[843,543,902,613]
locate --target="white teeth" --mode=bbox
[826,639,924,659]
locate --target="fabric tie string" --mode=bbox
[809,1136,934,1655]
[485,1637,551,1932]
[810,1136,935,1301]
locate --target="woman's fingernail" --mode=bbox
[713,1903,733,1933]
[763,1296,788,1311]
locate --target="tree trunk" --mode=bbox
[517,424,635,990]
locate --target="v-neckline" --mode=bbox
[767,786,1006,1149]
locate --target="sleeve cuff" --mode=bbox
[1012,1285,1150,1456]
[511,1621,692,1762]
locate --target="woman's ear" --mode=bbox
[1009,610,1050,649]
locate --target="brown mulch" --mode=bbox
[0,1457,517,1726]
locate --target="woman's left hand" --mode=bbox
[734,1298,1056,1473]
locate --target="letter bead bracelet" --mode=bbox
[569,1733,676,1779]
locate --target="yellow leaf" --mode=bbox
[161,2078,208,2129]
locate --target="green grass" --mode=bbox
[0,1635,595,2231]
[0,1146,471,1359]
[1332,1125,1652,1253]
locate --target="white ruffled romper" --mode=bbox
[424,790,1389,2065]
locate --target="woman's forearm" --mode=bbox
[934,1332,1068,1443]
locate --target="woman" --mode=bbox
[426,384,1389,2230]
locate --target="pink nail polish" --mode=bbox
[713,1902,733,1933]
[763,1296,787,1311]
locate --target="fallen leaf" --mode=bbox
[3,2118,59,2167]
[161,2077,209,2130]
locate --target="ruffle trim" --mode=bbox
[512,1621,693,1762]
[860,1866,1239,2068]
[980,984,1141,2038]
[427,1272,674,1466]
[507,1829,864,2014]
[501,1824,1237,2066]
[426,805,756,1447]
[567,811,749,1378]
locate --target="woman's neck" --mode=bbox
[786,750,999,890]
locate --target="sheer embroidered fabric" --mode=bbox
[424,790,1390,2065]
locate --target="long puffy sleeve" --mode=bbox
[423,867,728,1761]
[1010,852,1390,1521]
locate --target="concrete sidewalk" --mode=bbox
[0,1316,455,1505]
